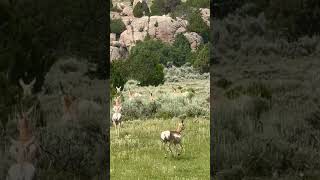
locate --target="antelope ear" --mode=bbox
[19,78,25,87]
[30,78,36,86]
[26,106,34,116]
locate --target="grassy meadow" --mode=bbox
[110,66,210,179]
[110,118,210,180]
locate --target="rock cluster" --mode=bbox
[110,0,209,61]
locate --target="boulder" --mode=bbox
[110,46,128,62]
[110,11,121,20]
[115,2,125,11]
[199,8,210,26]
[183,32,204,51]
[120,6,133,16]
[110,33,116,42]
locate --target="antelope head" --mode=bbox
[176,120,185,133]
[17,106,34,143]
[19,77,36,98]
[149,92,155,101]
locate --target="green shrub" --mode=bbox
[150,0,181,15]
[192,44,210,73]
[110,19,126,38]
[216,78,233,89]
[225,85,245,99]
[187,9,210,42]
[128,41,165,86]
[170,3,193,18]
[245,82,272,100]
[133,1,150,18]
[111,60,128,90]
[186,0,210,8]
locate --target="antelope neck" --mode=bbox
[175,127,183,133]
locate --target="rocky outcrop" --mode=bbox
[110,33,116,42]
[119,16,189,49]
[183,32,204,51]
[199,8,210,26]
[111,12,121,20]
[110,0,210,58]
[110,32,128,61]
[110,45,128,61]
[120,6,133,16]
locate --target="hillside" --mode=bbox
[212,1,320,179]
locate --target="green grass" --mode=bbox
[110,118,210,180]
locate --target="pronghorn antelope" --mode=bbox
[19,77,36,98]
[160,120,185,157]
[59,82,78,121]
[59,82,102,122]
[128,89,142,101]
[112,96,122,137]
[61,94,78,121]
[149,92,156,102]
[171,86,193,103]
[7,107,40,180]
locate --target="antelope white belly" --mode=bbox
[160,131,170,141]
[112,113,121,122]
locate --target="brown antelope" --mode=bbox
[160,120,185,157]
[61,94,78,121]
[7,107,40,180]
[112,96,122,137]
[19,77,36,98]
[59,82,102,122]
[128,89,142,101]
[149,92,156,102]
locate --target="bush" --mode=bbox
[187,9,210,42]
[171,33,192,66]
[216,78,233,89]
[186,0,210,8]
[128,41,165,86]
[110,19,126,38]
[150,0,181,15]
[191,44,210,73]
[246,82,272,100]
[111,60,128,90]
[133,1,150,18]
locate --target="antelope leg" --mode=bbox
[179,144,184,154]
[168,143,173,156]
[162,142,168,157]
